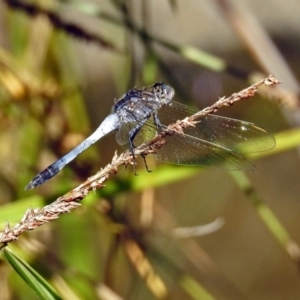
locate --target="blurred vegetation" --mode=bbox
[1,0,300,299]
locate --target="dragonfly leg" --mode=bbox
[125,158,138,175]
[128,118,150,175]
[128,128,138,159]
[128,125,142,175]
[141,153,152,172]
[153,112,162,130]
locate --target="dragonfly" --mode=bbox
[25,82,275,190]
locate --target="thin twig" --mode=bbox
[0,75,280,248]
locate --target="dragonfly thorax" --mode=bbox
[113,82,175,125]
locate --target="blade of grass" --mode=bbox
[2,248,62,300]
[229,171,300,264]
[180,276,215,300]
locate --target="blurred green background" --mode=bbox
[0,0,300,299]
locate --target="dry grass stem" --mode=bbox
[0,74,280,249]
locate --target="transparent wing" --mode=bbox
[115,99,275,171]
[157,101,275,154]
[116,117,158,147]
[116,122,137,146]
[154,128,255,171]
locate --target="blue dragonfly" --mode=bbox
[25,82,275,190]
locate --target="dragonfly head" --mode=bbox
[152,82,175,104]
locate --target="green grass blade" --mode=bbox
[180,276,215,300]
[3,249,62,300]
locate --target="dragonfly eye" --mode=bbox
[152,82,175,104]
[161,84,175,103]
